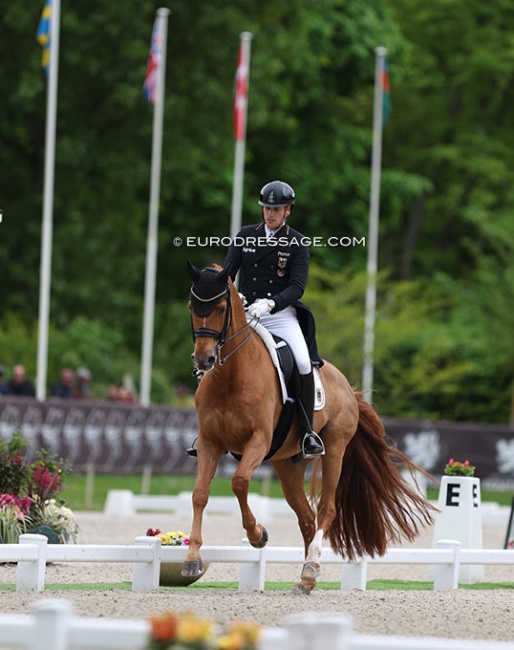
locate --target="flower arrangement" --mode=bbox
[0,430,77,544]
[147,610,261,650]
[443,458,476,477]
[146,528,189,546]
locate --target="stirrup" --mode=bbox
[301,432,325,459]
[185,438,198,458]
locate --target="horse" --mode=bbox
[183,262,435,593]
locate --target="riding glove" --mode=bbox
[248,298,275,318]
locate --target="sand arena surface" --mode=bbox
[1,510,514,642]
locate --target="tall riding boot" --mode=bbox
[297,371,325,458]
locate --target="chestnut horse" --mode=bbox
[183,262,434,593]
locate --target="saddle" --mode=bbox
[252,322,325,410]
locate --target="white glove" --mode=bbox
[248,298,275,318]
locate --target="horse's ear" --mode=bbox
[218,264,231,283]
[187,260,201,282]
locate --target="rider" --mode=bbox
[224,180,325,459]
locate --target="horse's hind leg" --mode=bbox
[182,439,224,577]
[272,458,318,594]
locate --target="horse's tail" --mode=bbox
[326,393,436,561]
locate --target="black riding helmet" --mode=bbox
[258,180,295,210]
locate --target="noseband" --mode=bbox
[190,284,258,367]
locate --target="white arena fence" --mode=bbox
[2,534,514,593]
[102,489,511,526]
[0,599,514,650]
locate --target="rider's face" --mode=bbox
[262,206,290,231]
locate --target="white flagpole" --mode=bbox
[230,32,253,244]
[140,8,170,407]
[362,46,387,404]
[36,0,61,401]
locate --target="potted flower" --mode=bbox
[146,528,208,587]
[147,609,261,649]
[0,430,78,545]
[443,458,476,477]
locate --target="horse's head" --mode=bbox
[187,261,232,372]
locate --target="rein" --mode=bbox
[191,285,258,367]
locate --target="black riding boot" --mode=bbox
[297,371,325,458]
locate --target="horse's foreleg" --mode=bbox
[182,442,224,577]
[231,441,269,548]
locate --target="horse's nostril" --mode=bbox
[207,356,216,367]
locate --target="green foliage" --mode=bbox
[0,430,29,495]
[1,0,513,421]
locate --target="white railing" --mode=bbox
[1,535,514,593]
[103,489,293,521]
[0,600,513,650]
[102,489,511,526]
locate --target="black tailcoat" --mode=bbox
[224,222,323,366]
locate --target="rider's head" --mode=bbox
[258,180,295,230]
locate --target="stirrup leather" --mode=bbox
[301,431,325,458]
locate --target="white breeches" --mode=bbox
[258,306,312,375]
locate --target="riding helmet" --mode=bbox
[258,181,296,210]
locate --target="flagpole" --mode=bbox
[230,32,253,248]
[362,46,387,404]
[36,0,61,401]
[140,7,170,407]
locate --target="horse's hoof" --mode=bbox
[292,580,315,595]
[249,526,268,549]
[301,561,320,580]
[181,559,204,577]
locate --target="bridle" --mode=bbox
[190,284,258,367]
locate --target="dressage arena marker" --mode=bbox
[430,476,484,584]
[2,534,514,593]
[0,600,514,650]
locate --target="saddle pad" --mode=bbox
[251,319,325,410]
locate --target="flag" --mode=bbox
[36,0,52,73]
[234,41,249,140]
[381,57,391,123]
[143,17,164,104]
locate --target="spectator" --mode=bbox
[117,385,134,403]
[4,364,35,397]
[0,364,9,395]
[74,367,92,398]
[107,384,120,401]
[51,368,74,399]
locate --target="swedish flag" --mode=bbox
[36,0,52,73]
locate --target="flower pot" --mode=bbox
[159,561,209,587]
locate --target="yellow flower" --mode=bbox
[177,611,213,643]
[229,621,261,644]
[157,533,171,545]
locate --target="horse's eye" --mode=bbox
[218,306,226,315]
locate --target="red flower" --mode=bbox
[448,458,455,465]
[146,528,161,537]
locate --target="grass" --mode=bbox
[58,472,514,512]
[59,473,285,511]
[1,580,513,592]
